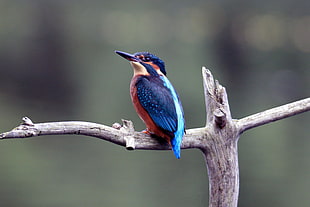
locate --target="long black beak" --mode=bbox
[115,50,140,62]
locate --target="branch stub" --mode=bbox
[22,117,34,126]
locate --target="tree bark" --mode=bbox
[201,68,240,207]
[0,68,309,207]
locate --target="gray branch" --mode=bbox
[0,118,205,151]
[0,67,309,207]
[237,97,310,133]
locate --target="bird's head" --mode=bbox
[115,50,166,76]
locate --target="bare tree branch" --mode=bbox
[0,118,205,151]
[236,97,310,133]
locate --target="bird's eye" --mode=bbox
[136,55,151,62]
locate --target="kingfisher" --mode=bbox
[115,50,185,159]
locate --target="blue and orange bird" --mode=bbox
[115,50,185,159]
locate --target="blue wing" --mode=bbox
[136,76,178,134]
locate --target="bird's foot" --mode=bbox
[141,129,151,134]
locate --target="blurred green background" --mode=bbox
[0,0,309,206]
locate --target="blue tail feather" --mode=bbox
[171,132,183,159]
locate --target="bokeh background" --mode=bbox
[0,0,309,206]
